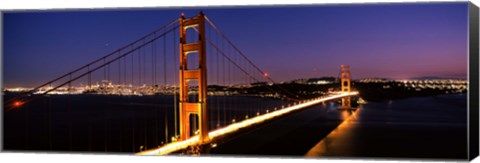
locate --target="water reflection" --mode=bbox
[305,107,360,157]
[341,110,351,120]
[306,94,467,159]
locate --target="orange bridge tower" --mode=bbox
[340,65,351,109]
[178,12,210,144]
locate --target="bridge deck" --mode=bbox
[137,92,358,155]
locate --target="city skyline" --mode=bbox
[3,2,469,88]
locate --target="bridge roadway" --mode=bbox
[137,92,359,155]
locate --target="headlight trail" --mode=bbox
[137,92,358,155]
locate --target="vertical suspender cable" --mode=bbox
[227,46,231,123]
[215,29,220,128]
[142,45,147,148]
[124,51,127,85]
[68,74,72,150]
[103,58,108,152]
[138,45,142,87]
[207,24,212,130]
[222,38,226,126]
[164,27,168,144]
[153,33,158,146]
[48,86,52,150]
[173,27,178,139]
[87,65,92,151]
[131,46,136,152]
[119,51,122,87]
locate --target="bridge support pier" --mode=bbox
[178,12,210,144]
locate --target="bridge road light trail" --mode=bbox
[137,92,358,155]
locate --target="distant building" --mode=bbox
[291,79,308,84]
[306,77,337,85]
[359,78,390,83]
[251,82,268,86]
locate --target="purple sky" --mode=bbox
[3,2,469,87]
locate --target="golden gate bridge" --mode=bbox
[4,12,358,155]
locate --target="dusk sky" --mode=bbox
[3,2,469,88]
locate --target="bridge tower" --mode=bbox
[340,65,351,108]
[178,12,210,144]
